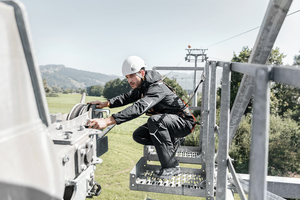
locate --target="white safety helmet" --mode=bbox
[122,56,147,76]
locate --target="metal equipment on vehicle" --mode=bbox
[0,1,114,199]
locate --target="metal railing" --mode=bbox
[207,61,300,200]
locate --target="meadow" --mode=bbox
[47,94,240,200]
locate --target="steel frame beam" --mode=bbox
[216,63,231,199]
[238,174,300,199]
[153,66,204,71]
[4,1,51,127]
[249,68,270,200]
[206,61,217,199]
[201,61,210,160]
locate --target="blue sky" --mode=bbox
[21,0,300,76]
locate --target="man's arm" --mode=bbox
[109,89,139,108]
[112,83,166,124]
[87,100,110,109]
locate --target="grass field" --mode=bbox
[47,94,240,200]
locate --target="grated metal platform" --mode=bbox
[143,145,204,164]
[130,157,207,197]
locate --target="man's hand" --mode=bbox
[86,116,116,130]
[87,100,110,109]
[87,118,108,130]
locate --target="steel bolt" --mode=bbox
[62,155,69,163]
[81,164,87,171]
[56,124,63,130]
[65,131,73,139]
[79,125,84,131]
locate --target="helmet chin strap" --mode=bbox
[136,72,143,79]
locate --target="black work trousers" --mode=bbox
[133,114,192,168]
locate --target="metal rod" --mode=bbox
[216,62,231,199]
[206,61,217,199]
[153,66,204,71]
[272,65,300,88]
[189,106,202,111]
[80,93,86,104]
[230,62,267,76]
[201,61,210,157]
[193,57,198,107]
[249,67,270,200]
[228,159,247,200]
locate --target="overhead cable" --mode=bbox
[205,9,300,48]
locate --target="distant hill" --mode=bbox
[39,64,222,91]
[40,64,120,89]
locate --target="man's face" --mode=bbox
[125,73,142,89]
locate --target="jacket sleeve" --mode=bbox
[108,89,139,108]
[112,82,166,124]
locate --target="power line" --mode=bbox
[205,9,300,48]
[206,26,260,48]
[162,58,184,80]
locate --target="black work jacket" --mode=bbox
[110,70,196,128]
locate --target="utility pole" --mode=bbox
[185,46,208,107]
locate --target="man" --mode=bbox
[87,56,196,179]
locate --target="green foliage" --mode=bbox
[271,83,300,122]
[43,78,51,93]
[46,93,59,97]
[227,47,252,113]
[51,86,62,93]
[163,77,188,101]
[293,50,300,66]
[217,46,286,116]
[268,115,300,176]
[62,88,73,94]
[267,47,286,65]
[87,85,104,96]
[192,96,202,118]
[184,115,201,146]
[229,114,300,176]
[103,78,131,99]
[232,46,251,63]
[229,115,252,173]
[75,88,86,94]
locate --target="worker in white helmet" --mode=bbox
[87,56,196,179]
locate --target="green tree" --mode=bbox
[75,88,87,94]
[229,46,252,113]
[103,78,131,99]
[269,49,300,122]
[229,114,252,173]
[230,114,300,177]
[218,46,286,115]
[51,86,62,93]
[43,78,51,93]
[88,85,104,96]
[163,77,188,101]
[62,88,73,94]
[293,50,300,66]
[271,84,300,122]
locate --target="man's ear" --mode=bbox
[140,70,145,77]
